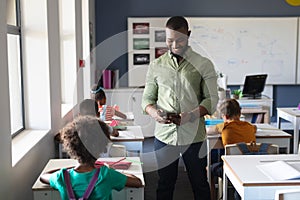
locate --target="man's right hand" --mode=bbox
[146,105,171,124]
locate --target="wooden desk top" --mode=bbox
[222,154,300,186]
[32,157,144,191]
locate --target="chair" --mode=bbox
[275,189,300,200]
[220,142,279,200]
[225,142,279,155]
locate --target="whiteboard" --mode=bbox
[128,17,298,86]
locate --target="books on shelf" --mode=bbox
[98,69,120,89]
[257,160,300,181]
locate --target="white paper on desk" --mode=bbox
[119,131,135,138]
[257,161,300,181]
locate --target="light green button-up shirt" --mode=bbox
[142,46,219,145]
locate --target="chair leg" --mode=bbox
[218,177,223,200]
[210,175,217,200]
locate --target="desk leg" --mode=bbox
[293,119,300,154]
[277,115,281,129]
[206,140,212,188]
[223,171,228,200]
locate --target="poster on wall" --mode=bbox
[133,38,150,50]
[133,23,149,34]
[155,30,166,42]
[133,54,150,65]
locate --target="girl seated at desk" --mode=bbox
[40,115,143,200]
[91,84,127,121]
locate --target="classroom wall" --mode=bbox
[95,0,300,120]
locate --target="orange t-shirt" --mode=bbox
[216,121,256,146]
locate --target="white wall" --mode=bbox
[0,0,89,198]
[0,0,13,199]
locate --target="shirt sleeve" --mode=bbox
[216,122,224,133]
[107,168,127,191]
[49,168,65,190]
[198,59,219,115]
[141,62,158,113]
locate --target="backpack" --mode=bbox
[236,142,271,155]
[63,168,100,200]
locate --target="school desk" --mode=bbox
[206,123,292,190]
[32,157,145,200]
[110,125,144,156]
[222,154,300,200]
[58,125,144,158]
[277,107,300,154]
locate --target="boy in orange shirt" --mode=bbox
[207,98,256,200]
[212,98,257,147]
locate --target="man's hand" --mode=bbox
[168,113,181,125]
[146,105,171,124]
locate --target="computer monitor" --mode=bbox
[242,74,267,99]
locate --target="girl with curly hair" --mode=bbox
[40,115,142,200]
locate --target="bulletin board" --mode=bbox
[128,17,298,86]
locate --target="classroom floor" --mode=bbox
[142,137,235,200]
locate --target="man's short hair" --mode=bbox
[166,16,189,31]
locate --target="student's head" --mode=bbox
[165,16,191,56]
[219,99,241,120]
[90,84,106,105]
[76,99,99,117]
[59,115,111,166]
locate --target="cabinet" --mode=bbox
[104,88,155,137]
[237,97,273,123]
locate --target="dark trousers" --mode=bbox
[154,138,211,200]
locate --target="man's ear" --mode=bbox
[187,30,191,37]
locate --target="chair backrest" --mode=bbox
[108,144,127,157]
[225,142,279,155]
[275,189,300,200]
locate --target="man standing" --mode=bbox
[142,16,218,200]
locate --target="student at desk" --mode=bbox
[41,115,142,200]
[207,99,256,200]
[91,84,127,121]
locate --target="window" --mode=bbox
[60,0,77,109]
[7,0,25,137]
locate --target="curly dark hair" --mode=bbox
[59,115,111,166]
[90,84,106,102]
[76,99,99,117]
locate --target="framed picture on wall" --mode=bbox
[133,38,150,50]
[133,54,150,65]
[155,47,168,58]
[133,23,149,34]
[155,30,166,42]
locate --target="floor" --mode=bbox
[141,137,235,200]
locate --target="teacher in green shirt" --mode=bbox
[142,16,218,200]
